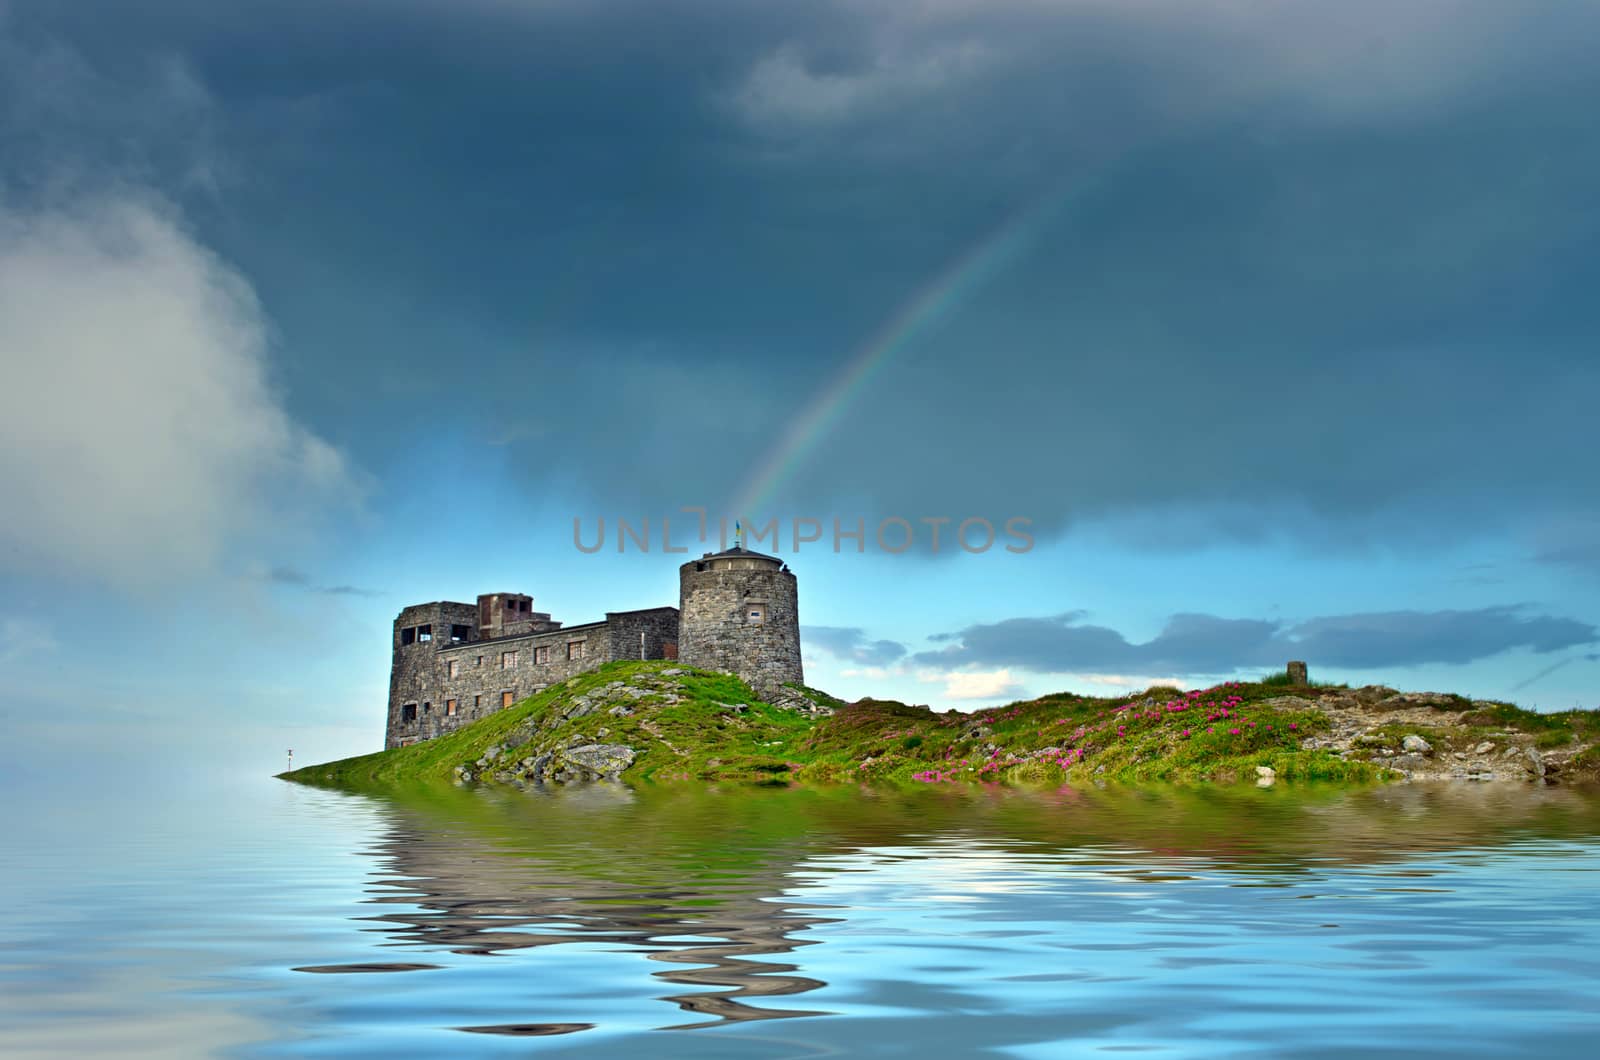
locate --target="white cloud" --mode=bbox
[729,39,993,129]
[0,194,358,590]
[918,667,1024,701]
[1069,673,1184,692]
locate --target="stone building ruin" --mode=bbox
[386,547,803,748]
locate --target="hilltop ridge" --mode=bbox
[284,661,1600,790]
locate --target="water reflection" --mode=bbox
[332,780,1600,1038]
[352,785,839,1029]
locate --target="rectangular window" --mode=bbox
[474,694,482,710]
[446,699,457,716]
[417,624,432,643]
[450,624,471,643]
[535,645,550,665]
[401,703,417,723]
[567,640,585,660]
[501,650,518,669]
[501,690,514,708]
[747,606,766,624]
[446,659,460,678]
[422,701,431,715]
[476,655,484,668]
[400,627,416,646]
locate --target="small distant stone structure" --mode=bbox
[1287,660,1309,686]
[385,547,803,748]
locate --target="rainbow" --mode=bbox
[727,179,1082,523]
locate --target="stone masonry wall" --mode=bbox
[386,604,681,749]
[678,563,802,693]
[606,608,682,663]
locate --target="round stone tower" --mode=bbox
[678,546,802,692]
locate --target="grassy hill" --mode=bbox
[283,661,1600,790]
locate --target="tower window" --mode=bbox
[401,703,418,723]
[451,624,471,643]
[567,640,585,660]
[502,650,518,669]
[747,605,766,624]
[400,627,416,646]
[446,659,459,678]
[446,699,458,716]
[417,624,432,643]
[501,690,514,708]
[535,645,550,665]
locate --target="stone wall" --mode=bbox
[386,603,681,749]
[678,557,802,693]
[606,607,682,662]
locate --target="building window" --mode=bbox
[747,605,766,624]
[502,650,518,669]
[501,690,514,708]
[535,645,550,665]
[446,699,458,716]
[401,703,418,723]
[422,701,431,715]
[567,640,585,660]
[476,655,484,668]
[446,659,460,678]
[473,694,482,710]
[451,624,471,643]
[400,627,416,646]
[416,624,432,643]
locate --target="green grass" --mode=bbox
[1257,671,1347,689]
[285,667,1600,792]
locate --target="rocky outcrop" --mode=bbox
[1276,686,1575,784]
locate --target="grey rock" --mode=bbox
[608,704,635,717]
[1402,734,1433,755]
[1389,753,1430,771]
[1255,765,1276,779]
[1524,747,1547,779]
[1473,742,1495,755]
[561,743,638,778]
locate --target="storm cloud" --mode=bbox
[5,0,1598,564]
[804,625,910,667]
[914,606,1600,676]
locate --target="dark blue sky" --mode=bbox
[1,1,1596,768]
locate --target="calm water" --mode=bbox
[5,778,1600,1057]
